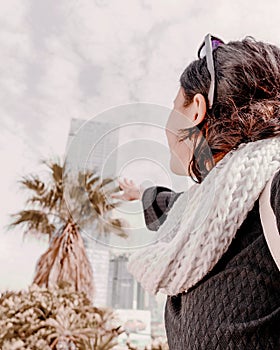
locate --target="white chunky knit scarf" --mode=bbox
[127,137,280,296]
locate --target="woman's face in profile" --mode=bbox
[165,87,195,176]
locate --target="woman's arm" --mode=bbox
[110,177,183,231]
[142,186,183,231]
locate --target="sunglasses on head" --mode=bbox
[197,34,224,109]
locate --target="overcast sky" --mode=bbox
[1,0,280,291]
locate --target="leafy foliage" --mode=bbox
[0,284,124,350]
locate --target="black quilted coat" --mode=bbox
[141,170,280,349]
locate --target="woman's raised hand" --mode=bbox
[111,177,144,201]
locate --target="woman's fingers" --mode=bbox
[119,178,130,189]
[116,177,139,194]
[124,177,130,186]
[122,177,136,187]
[111,177,141,201]
[119,177,133,188]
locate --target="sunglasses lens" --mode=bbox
[212,39,223,50]
[198,37,223,58]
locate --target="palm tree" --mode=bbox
[9,160,127,300]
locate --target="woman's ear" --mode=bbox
[191,93,207,126]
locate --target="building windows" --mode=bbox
[107,254,147,310]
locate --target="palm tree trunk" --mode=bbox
[33,221,95,300]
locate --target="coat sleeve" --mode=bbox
[141,186,183,231]
[270,169,280,232]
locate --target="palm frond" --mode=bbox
[85,172,101,189]
[20,175,46,195]
[95,216,128,239]
[97,177,115,189]
[42,160,63,182]
[51,163,63,184]
[87,191,104,215]
[105,218,128,238]
[42,160,64,196]
[9,210,55,238]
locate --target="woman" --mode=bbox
[112,35,280,349]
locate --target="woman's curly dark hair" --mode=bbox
[179,37,280,183]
